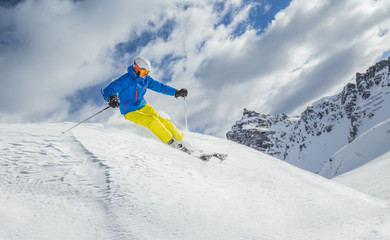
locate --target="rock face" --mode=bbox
[227,57,390,175]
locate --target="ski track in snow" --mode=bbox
[0,124,133,239]
[1,123,390,240]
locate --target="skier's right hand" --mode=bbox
[108,95,120,108]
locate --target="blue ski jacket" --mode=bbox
[103,66,177,115]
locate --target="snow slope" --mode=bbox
[335,151,390,203]
[319,119,390,178]
[1,122,390,240]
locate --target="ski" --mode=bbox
[193,152,228,161]
[168,140,228,161]
[182,145,228,161]
[212,153,228,161]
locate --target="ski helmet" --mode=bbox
[133,56,151,75]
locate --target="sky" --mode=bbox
[1,0,390,137]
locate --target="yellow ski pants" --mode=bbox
[124,103,183,143]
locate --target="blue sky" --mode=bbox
[1,0,390,137]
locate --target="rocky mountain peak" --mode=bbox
[356,57,390,100]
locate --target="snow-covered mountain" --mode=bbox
[1,122,390,239]
[227,57,390,176]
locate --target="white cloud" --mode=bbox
[0,0,171,121]
[1,0,390,138]
[143,0,390,137]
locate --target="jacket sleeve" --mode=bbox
[103,77,127,101]
[147,76,177,96]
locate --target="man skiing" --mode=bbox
[103,56,188,150]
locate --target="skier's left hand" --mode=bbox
[175,88,188,98]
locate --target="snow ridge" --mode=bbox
[320,119,390,178]
[227,57,390,175]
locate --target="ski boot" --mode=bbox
[168,138,190,154]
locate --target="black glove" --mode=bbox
[175,88,188,98]
[108,95,120,108]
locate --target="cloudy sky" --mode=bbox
[1,0,390,137]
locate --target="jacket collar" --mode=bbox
[128,65,148,83]
[127,65,143,82]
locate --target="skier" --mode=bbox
[103,56,188,150]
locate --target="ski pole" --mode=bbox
[183,97,189,131]
[61,106,111,135]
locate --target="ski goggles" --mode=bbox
[134,62,150,76]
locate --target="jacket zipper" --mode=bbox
[135,87,138,100]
